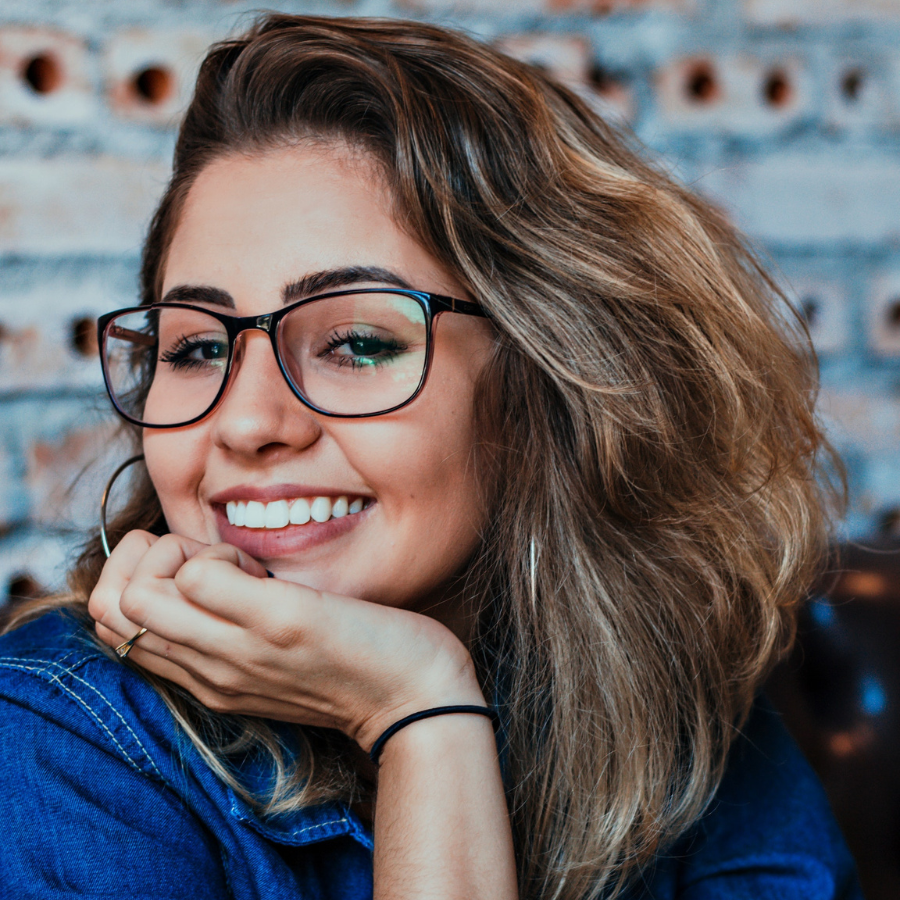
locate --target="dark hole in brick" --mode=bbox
[801,297,819,328]
[879,508,900,536]
[70,316,98,357]
[133,66,174,105]
[887,300,900,329]
[22,53,63,95]
[6,573,43,603]
[763,69,792,107]
[842,68,865,103]
[685,63,717,104]
[589,64,617,94]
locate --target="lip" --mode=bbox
[211,498,375,559]
[208,483,372,504]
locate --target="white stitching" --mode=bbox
[0,655,164,781]
[0,661,144,774]
[54,659,164,781]
[290,818,347,836]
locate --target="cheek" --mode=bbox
[339,378,486,577]
[142,431,209,538]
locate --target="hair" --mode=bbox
[8,14,842,900]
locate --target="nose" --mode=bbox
[209,329,322,457]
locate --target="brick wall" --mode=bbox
[2,0,900,598]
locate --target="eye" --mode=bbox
[159,335,228,371]
[322,330,405,368]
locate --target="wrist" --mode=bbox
[353,654,486,754]
[373,705,499,768]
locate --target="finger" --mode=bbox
[117,572,239,658]
[173,551,305,629]
[195,542,269,580]
[114,532,212,630]
[122,647,332,725]
[129,531,211,583]
[88,530,160,637]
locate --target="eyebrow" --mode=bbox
[282,266,414,302]
[159,284,235,308]
[159,266,415,309]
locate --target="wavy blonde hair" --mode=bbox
[8,15,841,899]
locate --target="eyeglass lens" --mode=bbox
[102,292,429,424]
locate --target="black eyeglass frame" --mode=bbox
[97,287,488,428]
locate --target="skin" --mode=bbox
[88,146,518,899]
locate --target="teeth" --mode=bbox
[264,499,290,529]
[289,498,311,525]
[310,496,333,523]
[245,501,266,528]
[225,496,366,529]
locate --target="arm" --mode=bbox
[89,532,519,900]
[369,701,517,900]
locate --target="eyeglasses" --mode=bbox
[98,288,488,427]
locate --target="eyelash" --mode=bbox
[322,330,406,369]
[159,336,226,370]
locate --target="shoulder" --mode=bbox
[648,698,863,900]
[0,609,175,786]
[0,612,233,898]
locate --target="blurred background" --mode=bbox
[0,0,898,895]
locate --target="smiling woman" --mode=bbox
[0,13,862,900]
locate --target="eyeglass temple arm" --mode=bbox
[430,294,488,318]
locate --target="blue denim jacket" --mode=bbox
[0,611,862,899]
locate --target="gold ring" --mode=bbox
[115,627,148,659]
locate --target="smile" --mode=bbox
[226,496,367,529]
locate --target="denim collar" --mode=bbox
[227,787,374,850]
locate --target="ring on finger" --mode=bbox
[115,627,148,659]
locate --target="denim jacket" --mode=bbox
[0,611,862,900]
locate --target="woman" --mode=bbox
[0,14,860,900]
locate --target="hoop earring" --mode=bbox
[100,454,145,559]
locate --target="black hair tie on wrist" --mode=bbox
[369,705,501,764]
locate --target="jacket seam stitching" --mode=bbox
[55,659,166,782]
[0,656,165,782]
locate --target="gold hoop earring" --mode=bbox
[99,454,145,559]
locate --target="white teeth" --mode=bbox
[226,496,367,528]
[289,498,311,525]
[310,496,333,523]
[244,500,266,528]
[264,499,290,529]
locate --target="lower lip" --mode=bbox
[213,503,372,559]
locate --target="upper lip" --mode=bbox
[207,484,372,505]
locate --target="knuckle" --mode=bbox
[86,588,108,623]
[193,660,244,698]
[210,668,243,698]
[174,557,209,595]
[260,618,300,650]
[200,691,233,714]
[118,583,150,624]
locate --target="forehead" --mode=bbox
[162,146,448,310]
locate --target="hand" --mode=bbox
[88,531,486,751]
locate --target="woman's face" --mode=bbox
[144,146,494,621]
